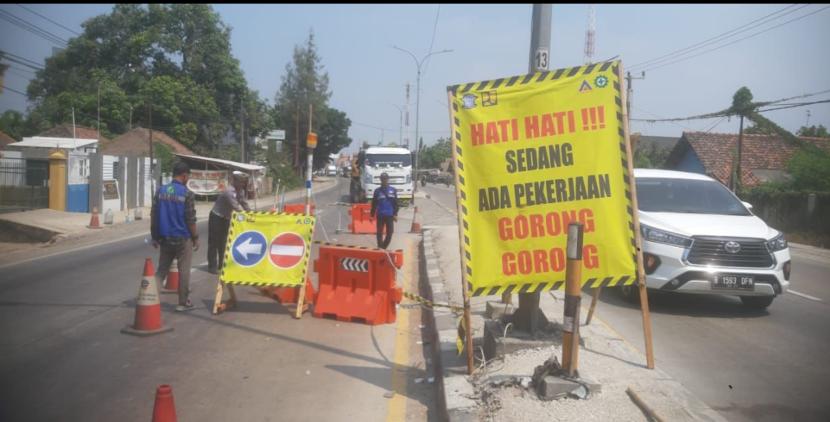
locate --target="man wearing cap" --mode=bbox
[370,172,399,249]
[151,161,199,312]
[207,171,251,274]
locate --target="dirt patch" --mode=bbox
[0,219,60,243]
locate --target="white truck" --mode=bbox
[360,146,414,206]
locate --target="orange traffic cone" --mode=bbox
[88,206,102,229]
[162,258,179,293]
[121,258,173,336]
[152,384,177,422]
[409,206,422,233]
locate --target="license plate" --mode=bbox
[713,274,754,290]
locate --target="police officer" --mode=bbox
[370,172,398,249]
[151,161,199,312]
[207,171,251,274]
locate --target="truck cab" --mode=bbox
[360,146,414,205]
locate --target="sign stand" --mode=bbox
[212,281,237,314]
[617,63,655,369]
[294,107,317,320]
[447,91,476,375]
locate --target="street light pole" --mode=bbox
[393,46,453,202]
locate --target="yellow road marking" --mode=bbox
[386,238,415,422]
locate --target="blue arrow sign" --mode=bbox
[231,231,267,267]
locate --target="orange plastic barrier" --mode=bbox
[313,245,403,325]
[260,276,316,305]
[283,203,315,215]
[348,203,376,234]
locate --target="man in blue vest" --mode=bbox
[370,172,398,249]
[151,161,199,312]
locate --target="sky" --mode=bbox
[2,4,829,154]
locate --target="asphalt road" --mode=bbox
[0,177,436,421]
[420,182,830,422]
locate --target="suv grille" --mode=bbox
[687,237,773,268]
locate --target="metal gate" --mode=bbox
[0,157,49,212]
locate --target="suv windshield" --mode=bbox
[636,177,750,216]
[366,153,412,167]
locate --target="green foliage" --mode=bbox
[743,123,776,135]
[418,138,452,169]
[273,30,332,171]
[797,125,829,138]
[267,153,303,190]
[22,4,266,155]
[153,141,174,174]
[314,107,352,169]
[0,110,26,140]
[787,147,830,191]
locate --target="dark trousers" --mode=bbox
[208,212,231,271]
[376,215,394,249]
[155,238,193,306]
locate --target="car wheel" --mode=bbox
[619,284,640,304]
[740,295,774,310]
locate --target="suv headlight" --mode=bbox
[640,224,693,248]
[766,232,788,252]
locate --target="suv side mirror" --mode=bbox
[742,201,753,211]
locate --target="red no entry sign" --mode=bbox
[269,232,306,269]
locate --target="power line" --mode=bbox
[0,10,68,47]
[629,4,806,71]
[640,5,830,73]
[0,50,44,69]
[631,88,830,123]
[16,4,81,36]
[757,99,830,113]
[1,56,44,72]
[421,5,442,77]
[0,83,28,97]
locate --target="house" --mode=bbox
[103,127,194,156]
[664,131,830,188]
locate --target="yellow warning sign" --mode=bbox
[447,61,637,296]
[220,211,315,287]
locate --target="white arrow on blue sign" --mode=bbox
[231,231,267,266]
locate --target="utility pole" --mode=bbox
[625,71,645,122]
[734,115,744,193]
[148,103,155,191]
[97,83,101,138]
[294,105,300,175]
[240,95,246,163]
[405,83,411,149]
[509,3,552,334]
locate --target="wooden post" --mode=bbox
[447,91,475,375]
[561,222,583,377]
[585,286,601,325]
[618,62,655,369]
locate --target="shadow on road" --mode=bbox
[325,364,433,409]
[587,286,770,319]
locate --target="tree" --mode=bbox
[797,125,829,138]
[743,123,776,135]
[418,138,451,169]
[787,148,830,191]
[314,107,352,169]
[23,4,268,155]
[273,31,332,173]
[0,110,26,140]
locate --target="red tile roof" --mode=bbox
[103,127,194,156]
[680,131,830,187]
[0,130,16,149]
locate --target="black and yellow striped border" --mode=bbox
[220,211,315,287]
[402,291,464,313]
[447,60,637,297]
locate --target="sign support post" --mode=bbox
[618,63,655,369]
[561,222,584,377]
[448,91,475,375]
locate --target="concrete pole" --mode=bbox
[561,222,584,376]
[510,4,552,331]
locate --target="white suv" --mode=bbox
[620,169,791,310]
